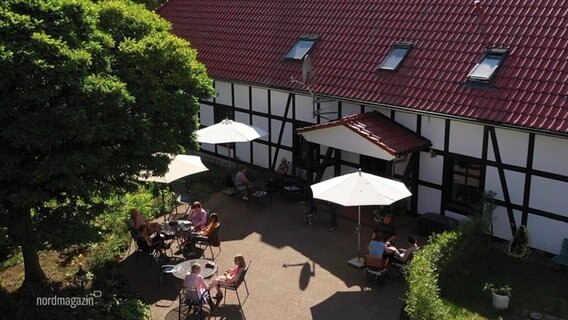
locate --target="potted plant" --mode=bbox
[484,282,512,310]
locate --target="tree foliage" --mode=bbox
[0,0,213,283]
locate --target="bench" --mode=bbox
[417,212,459,237]
[552,238,568,272]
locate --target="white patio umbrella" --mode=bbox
[138,154,209,184]
[138,154,209,218]
[195,118,268,144]
[310,169,412,267]
[195,118,268,168]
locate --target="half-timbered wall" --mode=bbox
[199,80,568,255]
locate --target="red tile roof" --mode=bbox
[158,0,568,134]
[297,112,431,156]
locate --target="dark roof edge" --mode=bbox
[211,77,568,139]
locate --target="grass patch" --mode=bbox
[440,249,568,319]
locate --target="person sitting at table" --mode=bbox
[234,165,253,200]
[186,201,208,230]
[395,235,419,263]
[136,224,166,252]
[181,213,219,253]
[209,254,246,300]
[128,208,161,234]
[368,232,386,258]
[183,263,214,310]
[276,158,289,175]
[371,212,397,245]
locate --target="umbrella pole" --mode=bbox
[357,206,361,259]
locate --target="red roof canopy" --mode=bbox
[297,112,431,156]
[158,0,568,134]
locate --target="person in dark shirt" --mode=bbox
[372,213,397,245]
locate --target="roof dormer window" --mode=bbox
[467,48,508,82]
[285,36,318,60]
[378,42,413,71]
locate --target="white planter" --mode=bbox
[492,292,510,310]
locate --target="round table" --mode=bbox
[172,259,218,279]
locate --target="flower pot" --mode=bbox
[492,292,510,310]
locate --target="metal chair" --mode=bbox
[195,223,222,261]
[178,287,212,320]
[219,261,251,309]
[363,255,391,284]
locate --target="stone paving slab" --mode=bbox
[123,192,412,320]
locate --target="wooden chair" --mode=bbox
[219,261,251,310]
[363,255,390,284]
[195,223,222,261]
[552,238,568,272]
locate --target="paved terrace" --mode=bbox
[121,191,422,320]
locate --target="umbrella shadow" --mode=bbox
[282,261,315,291]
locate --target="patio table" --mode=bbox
[172,258,218,279]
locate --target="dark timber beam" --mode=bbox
[489,127,517,235]
[521,133,535,226]
[271,93,293,170]
[315,147,335,182]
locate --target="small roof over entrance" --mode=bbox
[297,112,431,161]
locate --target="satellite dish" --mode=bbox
[302,55,313,85]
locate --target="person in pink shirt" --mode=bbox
[209,254,246,300]
[186,201,208,230]
[183,263,214,309]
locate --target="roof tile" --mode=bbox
[159,0,568,134]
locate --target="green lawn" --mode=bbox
[440,248,568,319]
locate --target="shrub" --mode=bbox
[405,232,458,320]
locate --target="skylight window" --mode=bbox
[378,42,412,71]
[285,37,318,60]
[467,48,508,82]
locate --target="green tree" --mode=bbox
[0,0,213,286]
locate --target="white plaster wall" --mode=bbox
[251,87,268,114]
[318,100,339,120]
[234,111,249,125]
[530,176,568,216]
[199,103,214,126]
[341,102,361,117]
[295,94,316,123]
[393,156,410,176]
[486,128,529,167]
[374,107,391,118]
[252,142,269,169]
[341,165,359,175]
[490,206,521,241]
[270,90,289,118]
[444,210,468,222]
[321,166,335,181]
[270,119,293,147]
[484,167,525,205]
[233,84,249,110]
[419,152,443,185]
[533,135,568,177]
[448,120,483,158]
[395,111,416,132]
[200,143,215,153]
[341,150,360,165]
[420,116,445,151]
[417,185,441,214]
[527,214,568,254]
[252,115,269,142]
[235,141,250,163]
[214,81,232,105]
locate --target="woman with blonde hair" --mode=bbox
[209,254,246,299]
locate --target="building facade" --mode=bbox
[159,0,568,254]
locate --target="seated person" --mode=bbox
[368,232,386,258]
[372,213,397,245]
[234,166,253,200]
[396,235,419,263]
[183,263,214,309]
[186,201,208,230]
[181,213,220,252]
[128,208,161,234]
[135,224,165,252]
[276,158,289,175]
[209,254,246,299]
